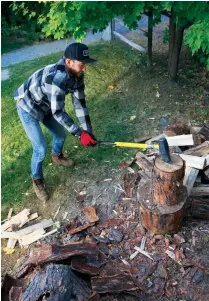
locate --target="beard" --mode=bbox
[68,67,83,78]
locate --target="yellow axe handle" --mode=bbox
[114,142,159,149]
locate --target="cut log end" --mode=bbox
[155,154,184,173]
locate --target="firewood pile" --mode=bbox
[1,121,209,301]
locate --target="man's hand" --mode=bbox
[80,131,97,147]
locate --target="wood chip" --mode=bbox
[53,206,60,220]
[1,219,54,239]
[20,228,46,246]
[133,246,153,260]
[7,208,13,220]
[165,250,175,260]
[2,208,30,231]
[62,212,68,220]
[6,238,17,249]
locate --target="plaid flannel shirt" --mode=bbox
[13,57,92,136]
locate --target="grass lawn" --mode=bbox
[1,41,209,219]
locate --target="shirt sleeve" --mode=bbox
[46,73,82,136]
[72,77,93,134]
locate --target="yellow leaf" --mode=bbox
[107,85,114,90]
[7,156,15,162]
[156,91,160,98]
[130,115,136,121]
[48,163,53,166]
[3,247,15,255]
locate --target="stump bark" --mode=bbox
[153,154,184,206]
[140,154,187,234]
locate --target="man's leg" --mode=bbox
[42,116,73,166]
[17,106,49,201]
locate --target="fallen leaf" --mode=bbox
[3,247,15,255]
[130,115,136,121]
[7,156,15,162]
[107,85,114,90]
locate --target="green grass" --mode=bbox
[2,41,209,219]
[1,36,34,54]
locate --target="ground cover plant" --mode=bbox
[1,41,209,222]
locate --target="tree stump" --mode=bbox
[139,154,187,234]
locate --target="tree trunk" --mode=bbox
[168,9,176,69]
[147,12,153,69]
[169,26,185,80]
[111,19,115,40]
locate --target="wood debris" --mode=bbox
[1,208,56,251]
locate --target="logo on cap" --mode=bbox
[83,50,89,56]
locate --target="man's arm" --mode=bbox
[47,73,82,136]
[72,79,93,134]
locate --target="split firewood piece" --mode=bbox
[83,206,99,223]
[1,219,54,239]
[118,159,134,171]
[7,208,13,220]
[187,198,209,220]
[190,186,209,197]
[7,238,17,249]
[19,212,39,228]
[19,228,57,247]
[2,208,30,232]
[166,134,194,146]
[199,124,209,140]
[146,133,165,145]
[91,274,139,294]
[166,120,190,137]
[183,141,209,156]
[135,152,153,178]
[134,135,152,143]
[19,228,45,247]
[183,167,199,197]
[177,154,206,170]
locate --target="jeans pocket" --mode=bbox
[17,106,35,125]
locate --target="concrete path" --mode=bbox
[1,26,111,80]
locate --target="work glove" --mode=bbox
[80,131,97,147]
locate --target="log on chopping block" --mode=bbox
[186,197,209,220]
[153,154,185,206]
[140,199,185,235]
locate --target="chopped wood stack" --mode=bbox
[1,208,56,252]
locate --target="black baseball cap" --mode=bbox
[64,43,97,63]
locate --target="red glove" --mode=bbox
[80,131,97,147]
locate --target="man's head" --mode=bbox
[64,43,97,77]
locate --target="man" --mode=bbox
[14,43,97,202]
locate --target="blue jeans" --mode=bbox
[17,106,66,180]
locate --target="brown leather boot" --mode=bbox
[33,178,49,202]
[51,152,74,167]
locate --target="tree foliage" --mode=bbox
[3,1,209,72]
